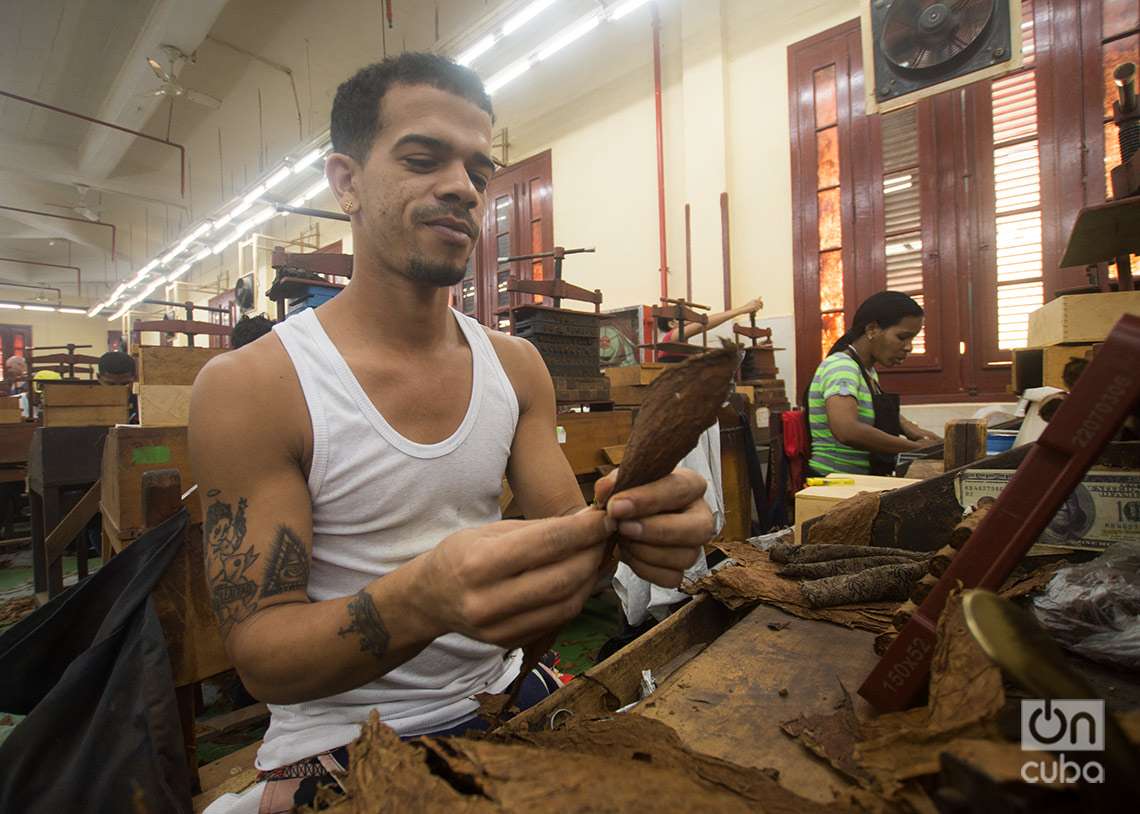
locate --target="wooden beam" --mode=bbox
[44,480,101,561]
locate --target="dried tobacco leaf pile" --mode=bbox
[309,711,846,814]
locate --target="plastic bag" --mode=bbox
[1033,541,1140,671]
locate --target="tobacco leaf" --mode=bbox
[803,492,880,548]
[776,593,1006,800]
[609,343,742,499]
[312,711,848,813]
[690,550,897,633]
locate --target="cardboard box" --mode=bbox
[137,346,226,386]
[1026,291,1140,347]
[138,385,193,427]
[794,474,920,544]
[1011,344,1095,393]
[956,468,1140,552]
[556,410,633,476]
[41,383,129,427]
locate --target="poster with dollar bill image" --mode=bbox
[957,469,1140,553]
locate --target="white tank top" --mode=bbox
[256,306,522,769]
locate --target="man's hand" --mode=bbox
[416,510,615,649]
[593,468,713,588]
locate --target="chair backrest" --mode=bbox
[142,469,229,688]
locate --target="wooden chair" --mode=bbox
[137,470,266,807]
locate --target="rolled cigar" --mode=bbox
[781,544,929,563]
[893,600,917,631]
[799,561,930,609]
[910,572,939,603]
[767,542,799,563]
[929,545,957,578]
[950,500,996,550]
[777,555,919,579]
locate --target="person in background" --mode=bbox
[230,315,276,349]
[97,351,138,423]
[4,355,28,398]
[656,296,764,357]
[806,291,939,476]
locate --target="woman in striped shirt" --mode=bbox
[806,291,939,476]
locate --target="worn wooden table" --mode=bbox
[27,425,110,600]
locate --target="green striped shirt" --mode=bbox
[807,353,879,475]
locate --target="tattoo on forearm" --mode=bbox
[260,525,310,597]
[337,590,391,662]
[204,490,259,637]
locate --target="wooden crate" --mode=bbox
[552,375,610,403]
[1011,343,1095,393]
[100,425,201,541]
[609,384,648,406]
[137,346,227,386]
[138,385,193,427]
[1027,291,1140,347]
[0,395,23,424]
[41,383,129,427]
[557,410,634,476]
[603,363,669,387]
[794,474,919,544]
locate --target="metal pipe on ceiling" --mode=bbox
[0,278,63,301]
[0,88,187,197]
[0,257,81,294]
[0,204,116,259]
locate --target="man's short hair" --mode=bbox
[98,351,136,377]
[231,315,275,349]
[331,53,494,163]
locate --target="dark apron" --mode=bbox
[846,349,902,476]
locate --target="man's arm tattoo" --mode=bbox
[204,491,259,637]
[337,590,391,662]
[260,525,310,598]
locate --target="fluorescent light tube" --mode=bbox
[242,183,267,205]
[86,302,106,317]
[292,147,325,173]
[503,0,557,35]
[23,305,56,312]
[457,34,497,66]
[58,307,87,315]
[537,11,600,61]
[166,262,193,283]
[162,247,182,264]
[192,248,211,263]
[609,0,650,20]
[486,59,534,94]
[0,303,22,310]
[264,166,291,192]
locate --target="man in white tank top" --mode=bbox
[191,53,714,814]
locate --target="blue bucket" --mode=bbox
[986,429,1018,455]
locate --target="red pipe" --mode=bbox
[0,257,81,294]
[0,89,186,198]
[0,204,115,259]
[651,2,669,301]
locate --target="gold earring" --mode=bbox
[341,198,356,214]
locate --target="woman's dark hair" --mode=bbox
[827,290,923,356]
[97,351,135,377]
[656,316,674,334]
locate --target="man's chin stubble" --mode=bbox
[407,255,467,288]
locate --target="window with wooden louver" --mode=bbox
[789,0,1131,401]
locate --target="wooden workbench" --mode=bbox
[27,425,110,599]
[0,421,36,540]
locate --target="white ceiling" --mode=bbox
[0,0,678,306]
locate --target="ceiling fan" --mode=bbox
[143,44,221,109]
[44,184,102,222]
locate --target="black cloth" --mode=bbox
[845,348,903,476]
[0,510,193,813]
